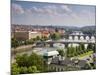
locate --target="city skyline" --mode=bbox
[11,1,96,27]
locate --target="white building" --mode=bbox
[43,51,59,57]
[43,50,59,64]
[53,43,65,49]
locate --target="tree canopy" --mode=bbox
[12,52,45,75]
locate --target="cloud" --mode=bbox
[80,10,95,17]
[11,2,95,26]
[11,3,24,15]
[26,5,72,16]
[43,5,58,15]
[26,5,57,16]
[11,3,76,18]
[60,5,72,12]
[75,9,95,21]
[30,7,45,14]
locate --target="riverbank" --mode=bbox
[11,44,34,55]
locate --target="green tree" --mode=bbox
[11,63,20,75]
[15,52,44,72]
[36,36,40,40]
[72,46,76,57]
[67,46,76,57]
[16,54,30,67]
[66,47,69,57]
[11,38,19,48]
[29,53,44,71]
[68,45,75,57]
[80,43,85,51]
[50,33,56,40]
[24,39,34,45]
[73,46,77,56]
[75,46,78,56]
[87,43,93,50]
[50,33,61,40]
[77,45,82,54]
[20,67,28,74]
[41,36,48,41]
[93,44,96,53]
[27,66,38,73]
[13,52,46,74]
[57,49,65,57]
[55,28,59,32]
[67,47,71,57]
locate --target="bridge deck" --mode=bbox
[35,40,95,44]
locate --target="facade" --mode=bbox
[14,31,41,40]
[42,31,50,38]
[28,31,41,39]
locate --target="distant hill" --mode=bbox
[81,26,96,30]
[80,26,96,35]
[11,24,96,35]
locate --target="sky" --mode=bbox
[11,0,96,27]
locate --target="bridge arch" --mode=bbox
[74,36,78,41]
[85,36,90,40]
[69,36,73,40]
[80,36,84,40]
[91,36,95,40]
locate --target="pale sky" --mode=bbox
[11,0,96,27]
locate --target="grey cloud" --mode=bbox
[12,3,24,15]
[26,5,72,16]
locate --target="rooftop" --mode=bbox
[50,57,87,67]
[43,50,59,56]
